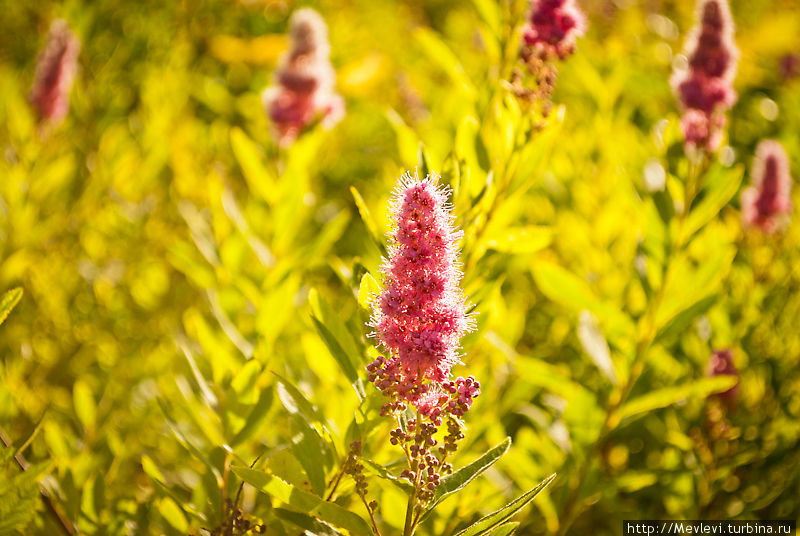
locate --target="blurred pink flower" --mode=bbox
[671,0,738,151]
[262,8,344,147]
[370,172,474,387]
[706,349,738,405]
[741,140,793,234]
[522,0,587,60]
[29,19,80,124]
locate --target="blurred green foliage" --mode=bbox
[1,0,799,534]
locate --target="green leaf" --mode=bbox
[683,164,744,241]
[385,109,421,170]
[454,473,556,536]
[231,386,274,446]
[413,27,475,99]
[230,127,276,204]
[350,186,387,256]
[73,380,97,432]
[290,414,331,496]
[619,375,738,421]
[0,412,46,466]
[310,316,365,402]
[485,227,553,255]
[0,287,22,327]
[531,262,634,344]
[485,522,519,536]
[158,496,189,533]
[179,340,219,410]
[358,272,380,310]
[275,508,346,536]
[422,438,511,519]
[531,262,599,313]
[471,0,501,36]
[362,459,414,494]
[654,293,719,344]
[418,143,433,178]
[655,244,735,333]
[309,289,366,401]
[0,462,52,534]
[231,466,373,536]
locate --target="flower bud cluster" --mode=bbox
[343,440,370,503]
[200,498,266,535]
[671,0,738,151]
[515,1,584,111]
[522,0,587,61]
[261,8,344,147]
[741,140,793,234]
[29,19,81,125]
[369,365,480,504]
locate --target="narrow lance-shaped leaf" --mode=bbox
[231,386,274,446]
[350,186,387,256]
[420,437,511,521]
[654,293,719,344]
[357,272,380,310]
[418,143,433,178]
[455,473,557,536]
[230,127,277,204]
[310,316,366,402]
[683,164,744,241]
[619,375,738,421]
[362,459,414,494]
[484,522,520,536]
[0,287,23,327]
[0,411,47,466]
[289,414,330,496]
[275,508,346,536]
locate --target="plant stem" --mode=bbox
[325,465,346,501]
[0,426,75,536]
[359,494,383,536]
[558,158,708,534]
[403,490,417,536]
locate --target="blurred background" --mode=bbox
[1,0,799,534]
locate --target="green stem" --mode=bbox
[558,158,708,534]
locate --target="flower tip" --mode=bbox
[742,139,793,233]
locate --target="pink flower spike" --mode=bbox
[742,140,793,234]
[370,171,474,385]
[522,0,587,60]
[671,0,738,152]
[706,349,738,406]
[262,8,344,147]
[29,19,81,125]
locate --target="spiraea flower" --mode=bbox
[370,172,473,386]
[522,0,587,60]
[706,349,738,406]
[741,140,793,234]
[262,8,344,147]
[362,172,479,522]
[29,19,81,124]
[671,0,739,151]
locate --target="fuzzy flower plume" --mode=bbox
[363,172,479,512]
[29,19,80,124]
[671,0,738,151]
[262,8,344,147]
[741,140,793,234]
[370,172,473,386]
[522,0,587,60]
